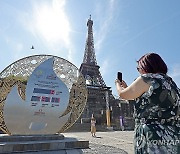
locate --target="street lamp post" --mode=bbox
[105,91,111,127]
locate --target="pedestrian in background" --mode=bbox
[91,117,96,137]
[115,53,179,154]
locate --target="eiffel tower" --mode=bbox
[79,16,114,125]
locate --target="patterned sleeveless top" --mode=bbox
[134,73,180,126]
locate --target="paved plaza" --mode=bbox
[0,131,134,154]
[63,131,134,154]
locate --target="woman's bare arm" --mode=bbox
[115,76,150,100]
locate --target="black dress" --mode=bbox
[134,73,180,154]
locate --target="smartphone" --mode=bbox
[117,72,122,82]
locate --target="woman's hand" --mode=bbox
[115,76,150,100]
[115,79,128,88]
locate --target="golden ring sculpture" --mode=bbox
[0,55,87,135]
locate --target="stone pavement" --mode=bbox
[0,131,134,154]
[63,131,134,154]
[0,134,88,154]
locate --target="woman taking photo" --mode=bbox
[115,53,179,154]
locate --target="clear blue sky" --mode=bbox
[0,0,180,96]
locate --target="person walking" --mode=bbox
[91,117,96,137]
[115,53,179,154]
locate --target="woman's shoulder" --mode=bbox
[141,73,165,79]
[141,73,166,84]
[141,73,179,91]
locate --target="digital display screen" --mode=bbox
[41,96,50,102]
[31,95,60,103]
[31,96,41,101]
[33,88,55,95]
[51,97,60,103]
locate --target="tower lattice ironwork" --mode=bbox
[79,16,113,124]
[80,16,106,88]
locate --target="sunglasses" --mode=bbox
[136,66,142,71]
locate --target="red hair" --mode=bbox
[137,53,168,74]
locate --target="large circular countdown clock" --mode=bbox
[0,55,87,135]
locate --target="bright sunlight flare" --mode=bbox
[34,0,70,45]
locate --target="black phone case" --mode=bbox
[117,72,122,82]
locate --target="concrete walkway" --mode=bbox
[63,131,134,154]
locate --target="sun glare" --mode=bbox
[34,0,70,45]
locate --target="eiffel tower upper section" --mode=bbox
[80,16,108,88]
